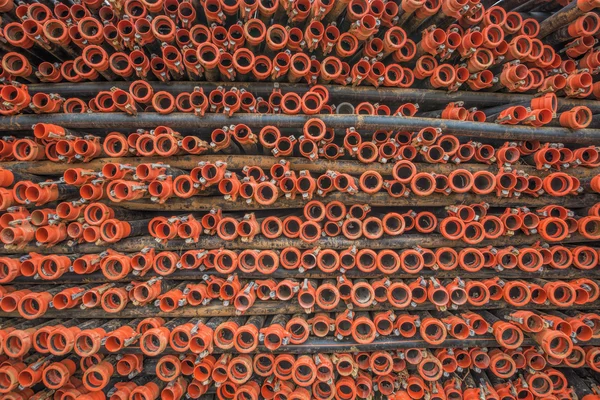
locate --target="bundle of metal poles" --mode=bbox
[1,0,600,398]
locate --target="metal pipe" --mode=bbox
[538,1,589,38]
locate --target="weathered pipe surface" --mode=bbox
[2,113,600,144]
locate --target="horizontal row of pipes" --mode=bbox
[2,242,597,280]
[0,275,597,317]
[1,309,597,354]
[3,113,599,143]
[0,350,591,398]
[6,121,598,166]
[6,162,592,206]
[1,83,595,130]
[3,199,599,243]
[0,0,596,94]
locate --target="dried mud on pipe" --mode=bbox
[0,233,594,255]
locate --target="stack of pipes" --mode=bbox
[0,0,599,398]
